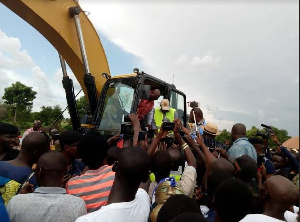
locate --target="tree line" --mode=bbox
[0,81,89,133]
[0,82,291,148]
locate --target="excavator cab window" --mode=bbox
[170,90,187,126]
[98,81,135,135]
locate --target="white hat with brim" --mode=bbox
[201,123,221,136]
[161,99,170,111]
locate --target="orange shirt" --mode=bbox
[66,165,115,213]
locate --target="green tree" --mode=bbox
[215,129,231,144]
[0,101,9,121]
[247,125,291,149]
[246,126,260,138]
[2,82,37,123]
[76,96,90,118]
[34,105,63,126]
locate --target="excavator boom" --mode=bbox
[0,0,110,96]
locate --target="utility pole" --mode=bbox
[173,74,175,84]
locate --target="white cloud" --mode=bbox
[81,1,299,136]
[0,29,82,116]
[0,30,34,69]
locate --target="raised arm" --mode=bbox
[129,114,142,147]
[174,120,196,168]
[196,134,216,165]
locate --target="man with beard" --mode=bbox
[0,123,20,161]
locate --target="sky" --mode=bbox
[0,0,299,136]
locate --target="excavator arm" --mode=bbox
[0,0,110,97]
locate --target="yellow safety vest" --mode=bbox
[150,173,181,183]
[154,108,176,129]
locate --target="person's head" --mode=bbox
[160,99,170,112]
[167,147,182,171]
[123,139,133,148]
[272,152,287,169]
[21,132,51,164]
[106,146,122,166]
[249,137,264,155]
[151,151,172,183]
[207,170,233,197]
[36,151,67,187]
[234,155,258,183]
[77,134,109,170]
[189,108,203,124]
[150,89,161,100]
[171,213,207,222]
[155,179,184,205]
[157,194,203,222]
[0,123,19,151]
[214,178,253,222]
[231,123,246,141]
[209,157,235,176]
[262,175,299,213]
[33,120,42,131]
[201,122,221,138]
[50,129,60,141]
[59,130,84,159]
[113,147,151,186]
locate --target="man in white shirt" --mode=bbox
[76,146,151,222]
[240,176,299,222]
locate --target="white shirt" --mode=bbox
[284,206,299,222]
[240,214,285,222]
[76,189,150,222]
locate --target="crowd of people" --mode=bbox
[0,98,299,222]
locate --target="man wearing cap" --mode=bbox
[152,99,178,134]
[0,123,20,161]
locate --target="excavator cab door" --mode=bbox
[170,90,187,127]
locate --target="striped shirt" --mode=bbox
[66,165,115,213]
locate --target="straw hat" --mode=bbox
[201,123,221,136]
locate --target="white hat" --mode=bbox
[160,99,170,111]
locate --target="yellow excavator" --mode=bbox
[1,0,187,136]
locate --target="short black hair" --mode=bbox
[157,195,203,222]
[0,123,19,135]
[273,152,287,161]
[151,151,172,182]
[234,155,258,183]
[106,146,122,166]
[214,179,253,222]
[117,147,151,184]
[171,213,207,222]
[207,170,233,196]
[77,134,109,169]
[249,138,263,145]
[59,130,84,151]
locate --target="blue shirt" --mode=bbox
[0,162,37,205]
[228,138,257,162]
[0,202,9,222]
[67,159,86,177]
[191,121,207,139]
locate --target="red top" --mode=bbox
[137,100,154,120]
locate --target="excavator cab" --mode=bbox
[93,71,187,136]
